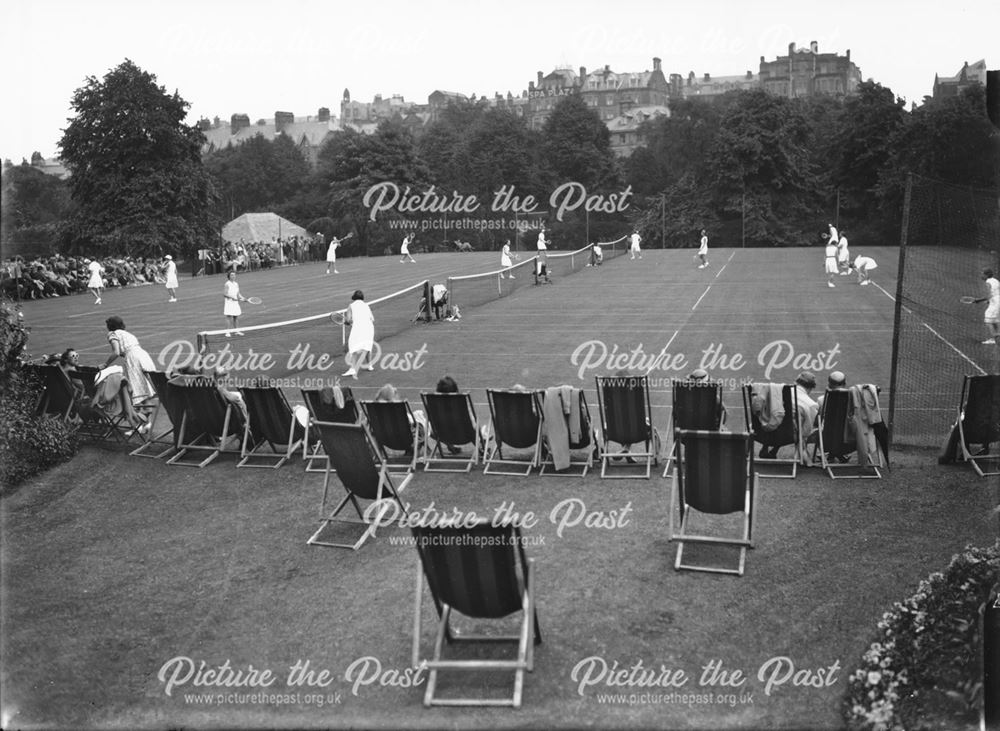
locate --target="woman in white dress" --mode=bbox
[825,239,839,288]
[500,240,517,279]
[400,233,416,263]
[164,255,179,302]
[836,231,850,275]
[86,258,104,305]
[103,315,155,403]
[697,229,709,268]
[325,237,341,275]
[223,271,246,335]
[343,290,375,378]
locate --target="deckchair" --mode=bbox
[668,430,757,576]
[238,384,305,468]
[663,379,725,476]
[361,400,422,474]
[165,379,243,468]
[301,387,359,472]
[810,388,883,478]
[483,389,545,475]
[130,370,178,459]
[421,392,481,472]
[29,364,77,421]
[411,521,541,707]
[956,374,1000,477]
[307,421,411,550]
[594,375,661,479]
[742,383,800,478]
[539,387,597,476]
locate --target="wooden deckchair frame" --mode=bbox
[421,392,481,473]
[483,390,545,476]
[594,375,661,479]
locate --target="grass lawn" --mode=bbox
[2,248,995,729]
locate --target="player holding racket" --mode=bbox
[500,239,518,278]
[969,268,1000,345]
[342,289,375,378]
[223,270,249,336]
[326,232,352,274]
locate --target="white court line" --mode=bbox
[644,329,680,375]
[713,251,735,279]
[691,286,711,310]
[871,281,987,376]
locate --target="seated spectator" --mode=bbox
[794,371,819,457]
[816,371,847,413]
[374,383,428,444]
[433,375,463,454]
[687,368,728,429]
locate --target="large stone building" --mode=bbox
[199,108,338,166]
[932,60,987,99]
[758,41,861,98]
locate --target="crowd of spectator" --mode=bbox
[1,254,169,300]
[199,236,322,275]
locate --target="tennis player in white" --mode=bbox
[836,230,850,275]
[825,240,839,287]
[629,230,642,260]
[536,226,548,252]
[697,229,709,268]
[853,254,877,286]
[86,257,104,304]
[500,239,517,279]
[343,289,375,377]
[326,237,341,274]
[164,255,178,302]
[973,268,1000,345]
[400,233,417,263]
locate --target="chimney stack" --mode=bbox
[537,71,543,85]
[810,40,818,53]
[704,72,711,81]
[580,66,587,79]
[788,42,796,54]
[318,107,330,122]
[231,113,250,134]
[653,57,661,72]
[274,111,294,134]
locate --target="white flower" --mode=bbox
[868,670,883,685]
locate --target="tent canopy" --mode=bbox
[222,213,310,243]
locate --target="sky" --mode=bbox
[1,0,996,161]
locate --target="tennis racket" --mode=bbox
[960,296,977,304]
[331,311,347,326]
[246,296,263,305]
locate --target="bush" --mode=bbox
[843,543,1000,730]
[0,300,80,492]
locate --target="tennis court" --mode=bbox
[18,245,903,423]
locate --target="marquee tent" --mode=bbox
[221,212,310,243]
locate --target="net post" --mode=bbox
[422,280,431,323]
[886,172,912,449]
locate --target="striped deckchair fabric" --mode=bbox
[594,375,660,479]
[420,392,481,473]
[669,429,757,576]
[483,389,544,475]
[361,400,421,474]
[237,385,304,468]
[410,521,541,707]
[307,421,410,550]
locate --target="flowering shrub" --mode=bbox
[0,300,79,492]
[843,543,1000,730]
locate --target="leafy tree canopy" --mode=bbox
[58,59,218,256]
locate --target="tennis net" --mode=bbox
[194,280,429,381]
[446,239,626,311]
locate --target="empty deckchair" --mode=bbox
[594,375,661,479]
[668,430,758,576]
[238,384,305,468]
[307,421,411,550]
[810,387,883,478]
[301,386,359,472]
[411,521,541,707]
[483,389,545,475]
[956,374,1000,477]
[742,383,800,478]
[361,400,423,474]
[130,370,177,459]
[421,392,481,473]
[165,378,243,468]
[539,387,597,476]
[663,379,725,476]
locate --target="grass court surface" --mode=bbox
[3,247,994,729]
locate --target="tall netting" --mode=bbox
[889,174,1000,446]
[195,280,429,381]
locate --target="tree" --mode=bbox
[541,94,619,190]
[314,121,431,253]
[0,163,72,252]
[58,59,218,256]
[707,90,822,245]
[829,81,906,234]
[205,133,310,220]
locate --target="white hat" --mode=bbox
[165,255,173,260]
